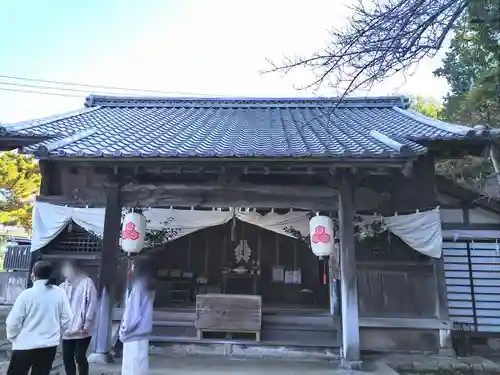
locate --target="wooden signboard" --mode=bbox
[195,294,262,341]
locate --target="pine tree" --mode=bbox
[431,16,499,187]
[0,152,40,230]
[434,21,500,127]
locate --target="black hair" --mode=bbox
[32,260,55,287]
[132,257,156,291]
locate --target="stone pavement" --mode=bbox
[88,353,500,375]
[0,355,388,375]
[374,353,500,374]
[2,347,500,374]
[87,355,393,375]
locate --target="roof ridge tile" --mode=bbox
[393,106,477,137]
[34,128,98,157]
[85,95,410,109]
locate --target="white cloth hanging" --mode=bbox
[31,202,106,252]
[235,210,310,238]
[30,202,310,252]
[30,201,443,258]
[30,202,233,252]
[384,208,443,258]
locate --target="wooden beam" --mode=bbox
[61,159,407,171]
[37,183,384,212]
[338,183,361,366]
[359,317,452,329]
[121,182,337,196]
[37,180,338,210]
[36,192,338,211]
[437,175,500,215]
[122,182,337,210]
[36,195,98,206]
[89,183,122,364]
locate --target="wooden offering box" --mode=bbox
[195,294,262,341]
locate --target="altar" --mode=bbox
[147,218,329,310]
[222,272,259,295]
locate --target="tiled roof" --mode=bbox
[2,95,496,159]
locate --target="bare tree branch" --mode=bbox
[264,0,469,97]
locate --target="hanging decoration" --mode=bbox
[233,240,252,263]
[309,215,334,258]
[230,208,237,242]
[121,210,147,254]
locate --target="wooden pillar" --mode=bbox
[26,251,41,288]
[417,153,454,354]
[28,161,55,288]
[338,184,361,367]
[88,183,122,363]
[328,255,337,316]
[489,145,500,185]
[435,256,454,354]
[434,257,450,321]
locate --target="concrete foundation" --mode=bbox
[87,352,113,364]
[360,328,439,353]
[88,355,393,375]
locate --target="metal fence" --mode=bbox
[4,245,31,271]
[443,240,500,333]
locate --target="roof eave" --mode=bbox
[29,155,418,168]
[0,136,53,151]
[436,175,500,214]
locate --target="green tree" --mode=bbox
[0,152,40,230]
[410,97,444,120]
[430,15,499,186]
[434,21,500,127]
[410,96,494,184]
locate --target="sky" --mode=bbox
[0,0,450,123]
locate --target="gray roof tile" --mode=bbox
[4,95,495,159]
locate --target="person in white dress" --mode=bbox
[119,258,156,375]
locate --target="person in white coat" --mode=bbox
[119,258,156,375]
[5,260,72,375]
[60,260,98,375]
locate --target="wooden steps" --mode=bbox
[197,329,261,342]
[150,332,339,348]
[114,307,340,349]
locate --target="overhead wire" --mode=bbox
[0,81,122,96]
[0,87,83,98]
[0,74,223,97]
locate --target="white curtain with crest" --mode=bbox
[30,201,442,257]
